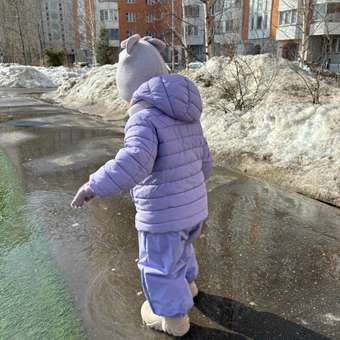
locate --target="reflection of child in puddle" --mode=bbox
[71,34,212,337]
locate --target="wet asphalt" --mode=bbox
[0,88,339,340]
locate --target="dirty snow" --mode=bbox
[185,55,340,206]
[0,64,87,88]
[35,66,88,86]
[43,64,128,121]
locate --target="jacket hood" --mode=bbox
[131,74,202,122]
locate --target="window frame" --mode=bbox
[126,12,137,22]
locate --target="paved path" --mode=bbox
[0,88,339,339]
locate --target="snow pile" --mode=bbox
[0,64,55,88]
[0,64,88,88]
[35,66,88,86]
[43,64,128,121]
[185,55,340,206]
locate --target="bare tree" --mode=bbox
[0,0,43,64]
[156,0,243,67]
[75,0,97,64]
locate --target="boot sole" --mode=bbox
[143,319,190,337]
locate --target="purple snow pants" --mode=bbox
[138,223,202,318]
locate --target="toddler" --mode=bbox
[71,34,213,337]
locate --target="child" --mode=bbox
[71,34,213,337]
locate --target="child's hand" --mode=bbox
[71,183,96,208]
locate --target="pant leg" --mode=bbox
[138,230,193,318]
[185,244,198,284]
[185,223,202,284]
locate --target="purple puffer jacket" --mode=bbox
[88,74,213,233]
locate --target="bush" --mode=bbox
[209,56,277,113]
[44,49,64,66]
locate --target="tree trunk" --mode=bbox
[299,0,313,66]
[14,1,27,64]
[202,0,215,60]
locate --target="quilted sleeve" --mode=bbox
[88,113,158,198]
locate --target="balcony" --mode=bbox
[276,25,301,41]
[311,3,340,35]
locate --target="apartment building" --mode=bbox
[245,0,279,54]
[204,0,278,56]
[182,0,205,61]
[276,0,340,72]
[41,0,77,61]
[96,0,119,47]
[213,0,244,55]
[277,0,340,72]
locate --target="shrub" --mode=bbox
[44,49,64,66]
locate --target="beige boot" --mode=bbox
[141,301,190,337]
[189,281,198,298]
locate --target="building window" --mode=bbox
[225,19,233,32]
[313,4,326,21]
[263,14,268,29]
[214,0,232,14]
[126,0,136,3]
[279,11,283,25]
[100,9,108,21]
[109,9,118,21]
[257,15,263,29]
[100,9,117,22]
[291,9,297,23]
[279,9,298,26]
[185,5,199,18]
[186,24,199,36]
[250,15,254,30]
[146,13,156,23]
[126,12,137,22]
[335,38,340,53]
[145,31,156,37]
[146,0,156,4]
[214,21,224,34]
[327,3,340,22]
[127,31,136,37]
[108,28,119,40]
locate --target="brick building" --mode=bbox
[118,0,182,62]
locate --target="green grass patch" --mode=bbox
[0,151,86,339]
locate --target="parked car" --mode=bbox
[188,62,204,70]
[74,62,90,68]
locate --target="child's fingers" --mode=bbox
[71,196,84,208]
